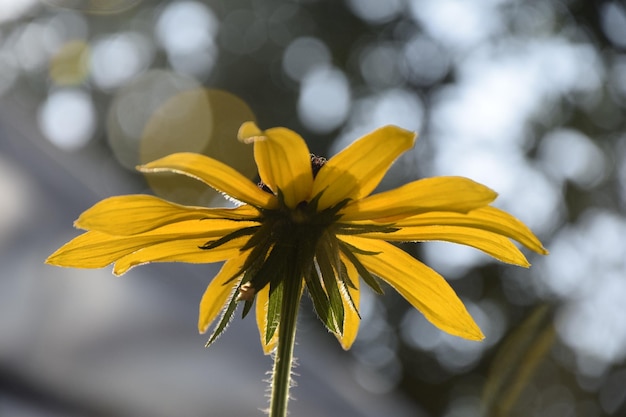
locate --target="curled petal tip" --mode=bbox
[238,121,264,144]
[135,163,151,173]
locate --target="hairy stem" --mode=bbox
[269,275,302,417]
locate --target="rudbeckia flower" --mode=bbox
[46,122,547,353]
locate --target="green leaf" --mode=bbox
[482,304,555,417]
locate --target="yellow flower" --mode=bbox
[46,122,547,353]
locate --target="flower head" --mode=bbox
[46,122,547,352]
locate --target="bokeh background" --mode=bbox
[1,0,625,416]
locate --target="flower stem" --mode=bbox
[269,275,302,417]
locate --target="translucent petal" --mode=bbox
[138,152,276,208]
[255,284,277,354]
[75,194,260,235]
[46,220,255,270]
[357,225,530,267]
[391,206,548,255]
[340,176,497,221]
[46,231,149,269]
[198,255,247,333]
[239,122,313,208]
[340,236,484,341]
[112,236,246,275]
[335,257,360,350]
[312,126,416,209]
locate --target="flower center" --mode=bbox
[263,194,339,251]
[201,153,345,307]
[240,153,345,300]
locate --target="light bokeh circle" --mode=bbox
[139,89,257,206]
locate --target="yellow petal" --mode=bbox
[112,236,245,275]
[46,220,257,270]
[255,284,278,354]
[340,176,497,221]
[340,235,484,341]
[392,206,548,255]
[198,255,247,333]
[312,126,416,209]
[46,231,152,269]
[75,194,260,235]
[239,122,313,208]
[335,257,360,350]
[138,152,276,209]
[358,225,530,267]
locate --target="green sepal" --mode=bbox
[221,236,274,287]
[239,221,273,251]
[304,267,337,334]
[338,240,384,295]
[241,299,254,319]
[266,278,284,344]
[205,286,241,347]
[338,260,360,318]
[249,245,288,293]
[316,236,345,334]
[199,226,260,250]
[338,260,356,289]
[308,189,350,219]
[335,223,399,235]
[338,239,382,256]
[276,187,287,209]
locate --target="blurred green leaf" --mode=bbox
[482,304,556,417]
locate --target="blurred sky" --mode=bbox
[1,0,626,416]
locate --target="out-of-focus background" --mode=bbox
[1,0,625,416]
